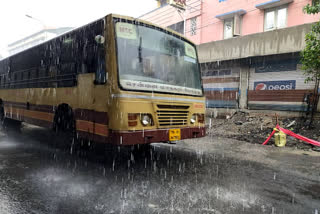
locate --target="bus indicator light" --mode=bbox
[128,113,138,120]
[128,121,138,127]
[197,114,205,123]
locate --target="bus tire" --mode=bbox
[53,104,90,154]
[53,104,75,133]
[0,100,21,132]
[0,100,4,127]
[53,104,77,149]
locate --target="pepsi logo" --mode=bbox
[255,83,267,90]
[254,81,296,91]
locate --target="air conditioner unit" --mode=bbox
[169,0,186,11]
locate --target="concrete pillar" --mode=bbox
[239,65,249,109]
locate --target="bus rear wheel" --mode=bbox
[0,100,4,127]
[53,104,74,133]
[53,104,76,148]
[53,104,91,154]
[0,100,21,131]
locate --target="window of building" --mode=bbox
[190,18,197,36]
[224,19,233,39]
[203,69,231,76]
[167,21,184,35]
[222,14,242,39]
[264,6,287,31]
[312,0,319,6]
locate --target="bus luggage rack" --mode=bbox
[156,105,190,127]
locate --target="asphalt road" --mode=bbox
[0,124,320,214]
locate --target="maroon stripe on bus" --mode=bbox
[74,109,109,125]
[2,101,108,125]
[77,130,108,143]
[109,127,206,145]
[3,101,54,113]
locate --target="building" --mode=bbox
[140,0,320,44]
[7,27,73,56]
[140,0,320,113]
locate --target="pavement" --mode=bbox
[0,124,320,214]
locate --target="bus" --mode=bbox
[0,14,205,146]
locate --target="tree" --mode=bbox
[301,1,320,127]
[301,1,320,82]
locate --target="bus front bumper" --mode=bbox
[109,127,206,145]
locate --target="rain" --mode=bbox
[0,0,320,214]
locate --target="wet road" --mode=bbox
[0,124,320,214]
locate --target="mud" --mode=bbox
[207,111,320,151]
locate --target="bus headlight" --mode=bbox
[190,114,197,124]
[141,114,152,126]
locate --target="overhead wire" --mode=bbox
[141,0,202,22]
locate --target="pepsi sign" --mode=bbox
[254,80,296,91]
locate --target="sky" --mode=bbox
[0,0,156,57]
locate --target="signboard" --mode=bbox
[116,23,137,40]
[120,79,202,96]
[185,42,196,59]
[169,0,186,10]
[254,80,296,91]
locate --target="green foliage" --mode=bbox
[303,0,320,14]
[301,0,320,82]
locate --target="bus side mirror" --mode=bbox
[95,35,105,44]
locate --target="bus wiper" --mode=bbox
[138,37,142,63]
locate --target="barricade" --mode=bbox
[262,124,320,147]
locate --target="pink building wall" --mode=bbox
[140,0,320,45]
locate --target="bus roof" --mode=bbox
[0,13,195,61]
[110,14,195,45]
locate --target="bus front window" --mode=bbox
[115,21,202,96]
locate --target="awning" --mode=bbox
[215,9,246,20]
[255,0,293,9]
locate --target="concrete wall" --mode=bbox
[198,23,313,63]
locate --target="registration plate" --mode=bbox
[169,129,181,141]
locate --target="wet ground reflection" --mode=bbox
[0,125,319,213]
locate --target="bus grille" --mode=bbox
[156,105,189,127]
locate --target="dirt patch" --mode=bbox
[207,111,320,152]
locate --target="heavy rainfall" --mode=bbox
[0,0,320,214]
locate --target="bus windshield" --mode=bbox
[115,21,203,96]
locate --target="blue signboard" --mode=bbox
[254,80,296,91]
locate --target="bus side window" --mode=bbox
[94,45,106,85]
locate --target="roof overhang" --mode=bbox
[255,0,293,9]
[215,9,246,20]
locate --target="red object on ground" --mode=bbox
[276,125,320,147]
[262,124,320,147]
[262,129,277,145]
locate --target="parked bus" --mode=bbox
[0,14,205,146]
